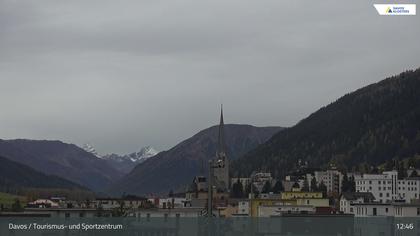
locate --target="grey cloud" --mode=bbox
[0,0,419,154]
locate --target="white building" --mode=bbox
[396,177,420,202]
[93,197,149,210]
[352,202,420,217]
[355,171,420,203]
[158,197,188,209]
[355,171,397,203]
[237,201,250,215]
[340,192,375,214]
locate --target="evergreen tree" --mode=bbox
[11,199,23,212]
[231,179,244,198]
[410,170,418,177]
[272,180,284,193]
[349,176,356,192]
[408,157,416,169]
[318,181,328,197]
[244,182,252,198]
[310,177,318,192]
[397,161,407,179]
[262,181,272,193]
[341,173,350,193]
[384,160,394,171]
[302,178,310,191]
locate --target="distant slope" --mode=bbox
[232,68,420,177]
[0,140,124,191]
[0,192,27,208]
[110,124,283,195]
[0,155,84,193]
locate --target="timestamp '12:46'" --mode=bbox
[396,223,414,230]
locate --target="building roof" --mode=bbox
[96,195,148,201]
[341,192,375,201]
[351,202,390,206]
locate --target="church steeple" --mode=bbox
[212,104,229,192]
[217,105,226,159]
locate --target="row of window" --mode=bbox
[398,181,418,185]
[357,180,392,185]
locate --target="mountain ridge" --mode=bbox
[109,124,283,195]
[0,139,124,191]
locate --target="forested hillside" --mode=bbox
[232,68,420,177]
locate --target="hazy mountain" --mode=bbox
[0,155,85,193]
[232,68,420,177]
[101,146,159,173]
[0,139,124,191]
[109,124,283,195]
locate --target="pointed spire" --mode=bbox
[217,104,226,158]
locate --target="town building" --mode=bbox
[339,192,375,214]
[93,196,150,210]
[251,172,273,193]
[280,191,323,200]
[354,170,420,203]
[27,199,59,208]
[157,197,188,209]
[193,176,208,191]
[237,200,250,216]
[313,169,343,195]
[396,177,420,202]
[352,202,420,217]
[257,205,315,217]
[354,171,397,203]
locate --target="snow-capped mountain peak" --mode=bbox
[102,146,159,163]
[82,143,100,157]
[127,146,159,162]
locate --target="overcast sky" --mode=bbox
[0,0,419,154]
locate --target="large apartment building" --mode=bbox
[354,170,420,203]
[313,169,343,195]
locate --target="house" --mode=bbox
[158,197,188,209]
[237,200,250,216]
[27,199,59,208]
[193,176,207,191]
